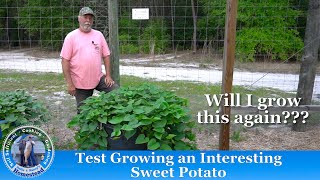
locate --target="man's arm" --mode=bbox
[61,58,76,96]
[103,56,115,87]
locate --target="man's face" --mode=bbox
[78,14,94,32]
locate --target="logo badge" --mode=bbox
[2,125,54,178]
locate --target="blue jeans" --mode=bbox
[28,147,37,166]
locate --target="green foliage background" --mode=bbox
[17,0,81,50]
[199,0,304,61]
[0,0,308,61]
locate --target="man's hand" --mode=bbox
[104,76,115,87]
[67,84,76,96]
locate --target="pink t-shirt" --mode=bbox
[60,29,110,89]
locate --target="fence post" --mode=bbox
[108,0,120,85]
[293,0,320,132]
[219,0,238,150]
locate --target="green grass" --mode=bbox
[0,71,309,130]
[0,70,65,93]
[2,70,319,149]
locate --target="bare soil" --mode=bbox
[196,125,320,150]
[21,48,320,74]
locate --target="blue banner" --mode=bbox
[0,150,319,180]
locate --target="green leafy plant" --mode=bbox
[0,90,49,148]
[199,0,304,61]
[68,83,197,150]
[17,0,81,50]
[231,130,243,142]
[119,15,140,54]
[140,20,170,54]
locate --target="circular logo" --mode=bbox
[2,125,54,178]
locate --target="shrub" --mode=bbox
[140,20,170,54]
[119,34,139,54]
[119,16,140,54]
[17,0,81,50]
[68,83,197,150]
[0,90,49,148]
[199,0,304,61]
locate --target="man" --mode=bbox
[24,136,35,167]
[60,7,118,112]
[28,136,37,166]
[19,140,26,166]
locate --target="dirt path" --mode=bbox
[196,124,320,150]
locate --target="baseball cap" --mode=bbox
[79,7,95,17]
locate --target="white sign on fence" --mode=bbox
[132,8,149,20]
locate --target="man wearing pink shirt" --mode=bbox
[60,7,118,112]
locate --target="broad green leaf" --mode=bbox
[121,124,134,131]
[154,132,163,140]
[153,127,165,133]
[17,106,26,112]
[124,129,137,140]
[89,134,99,144]
[140,119,153,125]
[176,124,186,132]
[123,114,134,122]
[6,114,17,122]
[144,107,154,114]
[99,137,108,147]
[152,120,167,128]
[111,129,121,137]
[88,122,98,132]
[160,143,172,150]
[67,119,78,128]
[174,141,190,150]
[1,123,10,131]
[135,134,149,144]
[147,138,160,150]
[133,99,142,106]
[128,119,140,128]
[108,116,124,124]
[98,117,108,124]
[133,108,144,114]
[80,123,89,133]
[99,130,108,137]
[174,134,185,141]
[81,141,92,150]
[166,134,176,140]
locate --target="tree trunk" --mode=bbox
[191,0,197,53]
[171,0,175,52]
[108,0,120,85]
[292,0,320,132]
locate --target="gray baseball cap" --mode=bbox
[79,7,95,17]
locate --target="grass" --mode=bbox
[0,70,65,93]
[0,71,298,113]
[1,70,318,149]
[0,71,297,121]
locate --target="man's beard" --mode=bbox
[80,23,92,32]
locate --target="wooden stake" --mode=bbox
[108,0,120,85]
[219,0,238,150]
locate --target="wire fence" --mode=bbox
[0,0,319,103]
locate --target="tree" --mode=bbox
[17,0,81,50]
[292,0,319,132]
[198,0,304,62]
[191,0,197,53]
[0,0,22,48]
